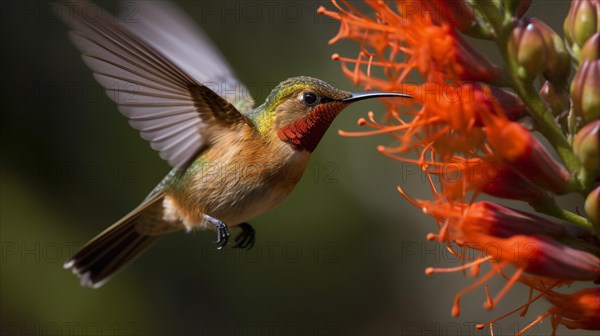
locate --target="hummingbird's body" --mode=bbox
[57,0,410,287]
[163,113,310,232]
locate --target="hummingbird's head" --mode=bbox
[265,76,351,130]
[257,76,410,152]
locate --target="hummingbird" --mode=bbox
[57,0,411,288]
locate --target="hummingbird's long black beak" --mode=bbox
[341,91,412,103]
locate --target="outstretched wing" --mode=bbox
[54,0,253,169]
[119,0,255,113]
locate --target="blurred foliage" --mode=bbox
[0,1,590,335]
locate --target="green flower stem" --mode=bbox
[566,175,583,194]
[462,20,495,40]
[567,108,577,143]
[532,200,597,235]
[487,9,585,193]
[511,80,582,176]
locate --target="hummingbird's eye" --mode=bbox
[302,92,318,106]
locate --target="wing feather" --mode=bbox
[55,1,253,168]
[120,0,255,112]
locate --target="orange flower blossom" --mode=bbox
[319,0,600,335]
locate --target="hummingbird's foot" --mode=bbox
[233,223,255,250]
[214,224,230,250]
[204,215,230,249]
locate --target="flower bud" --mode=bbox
[564,0,600,59]
[418,83,526,134]
[573,120,600,175]
[540,81,570,116]
[580,32,600,62]
[545,288,600,331]
[469,84,527,124]
[485,87,528,121]
[531,18,571,85]
[479,165,548,202]
[510,18,571,83]
[571,60,600,122]
[447,211,600,281]
[508,20,548,80]
[494,235,600,281]
[438,158,547,203]
[461,201,569,238]
[483,114,570,193]
[585,187,600,226]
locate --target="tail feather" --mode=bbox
[65,194,173,288]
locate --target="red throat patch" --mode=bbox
[277,102,346,152]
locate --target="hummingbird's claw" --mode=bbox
[213,223,230,250]
[205,215,230,249]
[233,223,255,250]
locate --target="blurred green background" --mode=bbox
[0,0,592,335]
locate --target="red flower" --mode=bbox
[321,1,600,334]
[545,288,600,331]
[482,111,570,193]
[318,1,499,84]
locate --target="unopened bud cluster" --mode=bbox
[565,1,600,236]
[509,18,571,84]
